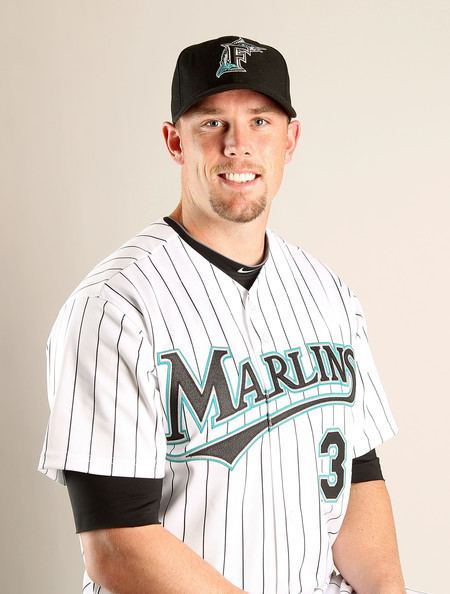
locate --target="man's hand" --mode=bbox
[332,480,405,594]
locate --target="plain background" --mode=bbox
[1,1,449,593]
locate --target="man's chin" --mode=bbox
[209,193,267,224]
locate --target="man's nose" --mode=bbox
[223,123,253,158]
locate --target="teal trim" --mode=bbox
[167,399,353,469]
[158,342,356,467]
[318,427,347,503]
[157,346,236,439]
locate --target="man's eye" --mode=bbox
[205,120,222,128]
[255,118,268,126]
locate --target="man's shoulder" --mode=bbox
[70,218,176,294]
[267,227,362,335]
[53,217,179,328]
[267,227,344,286]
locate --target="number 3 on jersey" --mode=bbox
[319,429,346,501]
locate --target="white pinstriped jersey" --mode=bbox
[38,218,398,594]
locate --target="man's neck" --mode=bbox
[168,204,268,266]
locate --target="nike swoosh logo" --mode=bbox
[237,267,255,273]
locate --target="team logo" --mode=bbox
[158,342,357,469]
[216,37,266,78]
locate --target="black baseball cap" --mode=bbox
[171,35,296,123]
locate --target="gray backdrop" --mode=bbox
[1,1,449,593]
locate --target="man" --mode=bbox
[38,36,407,593]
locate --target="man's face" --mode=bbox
[169,89,299,224]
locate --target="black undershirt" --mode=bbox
[64,216,383,533]
[163,216,268,290]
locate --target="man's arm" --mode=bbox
[81,524,247,594]
[332,480,405,594]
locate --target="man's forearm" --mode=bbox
[332,480,405,594]
[81,524,246,594]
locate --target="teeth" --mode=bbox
[224,172,256,183]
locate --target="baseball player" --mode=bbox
[38,36,409,594]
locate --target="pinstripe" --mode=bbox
[132,259,177,524]
[202,459,210,558]
[100,255,138,265]
[183,241,252,355]
[63,297,89,470]
[128,257,195,489]
[161,456,176,527]
[239,282,271,591]
[136,233,168,241]
[255,271,292,591]
[367,372,396,434]
[276,425,291,591]
[326,273,352,344]
[110,313,126,475]
[356,364,372,452]
[104,283,143,316]
[118,244,152,254]
[294,247,349,435]
[166,248,227,558]
[235,280,272,589]
[133,262,172,345]
[163,244,213,344]
[39,221,398,594]
[283,242,337,342]
[62,297,77,342]
[173,242,257,559]
[132,261,172,477]
[75,279,112,293]
[283,242,355,532]
[273,240,346,530]
[182,461,191,542]
[222,468,231,575]
[146,253,202,543]
[297,248,347,341]
[260,440,265,594]
[267,247,309,577]
[260,262,319,592]
[255,276,276,346]
[241,452,248,590]
[87,300,107,472]
[366,401,385,442]
[86,267,123,279]
[145,256,200,375]
[134,336,144,476]
[117,271,156,341]
[278,243,332,431]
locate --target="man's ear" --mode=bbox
[162,121,184,164]
[284,119,301,164]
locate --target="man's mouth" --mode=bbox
[218,172,261,185]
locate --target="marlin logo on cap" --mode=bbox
[216,37,266,78]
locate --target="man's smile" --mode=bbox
[217,171,262,188]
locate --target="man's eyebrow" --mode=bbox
[190,106,223,116]
[247,105,280,114]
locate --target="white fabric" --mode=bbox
[38,219,399,594]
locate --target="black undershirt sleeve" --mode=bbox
[351,449,384,483]
[64,470,163,533]
[64,451,383,533]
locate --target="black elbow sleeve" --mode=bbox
[351,449,384,483]
[64,471,163,533]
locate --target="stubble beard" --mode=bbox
[208,189,267,223]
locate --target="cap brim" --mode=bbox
[172,82,296,123]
